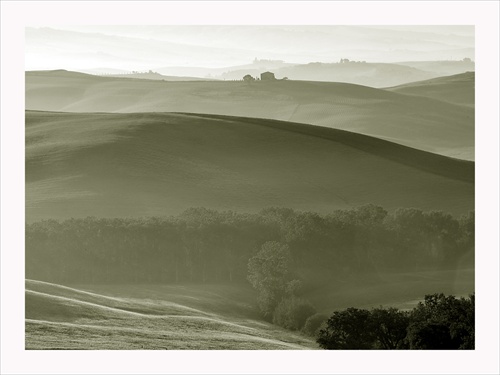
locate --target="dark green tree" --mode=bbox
[406,293,474,349]
[317,308,375,349]
[243,74,255,83]
[369,307,410,349]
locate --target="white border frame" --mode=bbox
[1,1,499,374]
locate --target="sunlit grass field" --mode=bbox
[25,280,317,350]
[26,264,474,350]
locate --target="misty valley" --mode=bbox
[26,206,474,349]
[24,25,475,350]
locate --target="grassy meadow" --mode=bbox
[386,71,474,107]
[26,280,317,350]
[26,263,474,350]
[26,111,473,222]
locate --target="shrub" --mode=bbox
[273,297,316,331]
[303,313,328,337]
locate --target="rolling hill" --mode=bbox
[396,60,475,77]
[25,279,316,349]
[25,70,475,160]
[26,111,473,222]
[25,264,474,349]
[155,60,474,88]
[105,71,219,81]
[386,72,474,107]
[216,61,437,87]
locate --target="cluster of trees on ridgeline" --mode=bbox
[26,205,474,285]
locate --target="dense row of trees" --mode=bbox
[317,293,474,349]
[26,205,474,286]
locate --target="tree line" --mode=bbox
[26,205,474,286]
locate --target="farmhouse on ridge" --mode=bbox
[260,71,276,81]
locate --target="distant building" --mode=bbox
[260,71,276,81]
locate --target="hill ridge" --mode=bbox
[385,71,474,107]
[26,110,474,220]
[175,112,474,184]
[25,70,475,160]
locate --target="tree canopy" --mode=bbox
[317,294,474,350]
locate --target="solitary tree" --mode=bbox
[243,74,255,83]
[247,241,296,318]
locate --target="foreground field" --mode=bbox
[25,70,474,159]
[25,280,317,350]
[26,265,474,350]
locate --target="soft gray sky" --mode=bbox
[25,25,474,71]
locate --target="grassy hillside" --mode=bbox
[25,70,474,160]
[308,268,474,313]
[386,72,474,107]
[153,61,440,87]
[25,265,474,349]
[26,111,473,221]
[105,71,219,81]
[264,62,436,87]
[25,280,316,349]
[396,60,475,77]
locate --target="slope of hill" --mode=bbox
[246,62,437,88]
[105,71,219,81]
[26,111,473,221]
[25,70,474,160]
[156,59,296,79]
[25,279,316,349]
[308,268,474,313]
[386,72,474,107]
[25,264,474,349]
[157,61,450,88]
[396,60,475,77]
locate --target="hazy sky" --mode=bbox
[25,25,474,72]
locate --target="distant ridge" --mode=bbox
[25,70,475,160]
[26,69,215,82]
[103,71,219,82]
[28,69,100,78]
